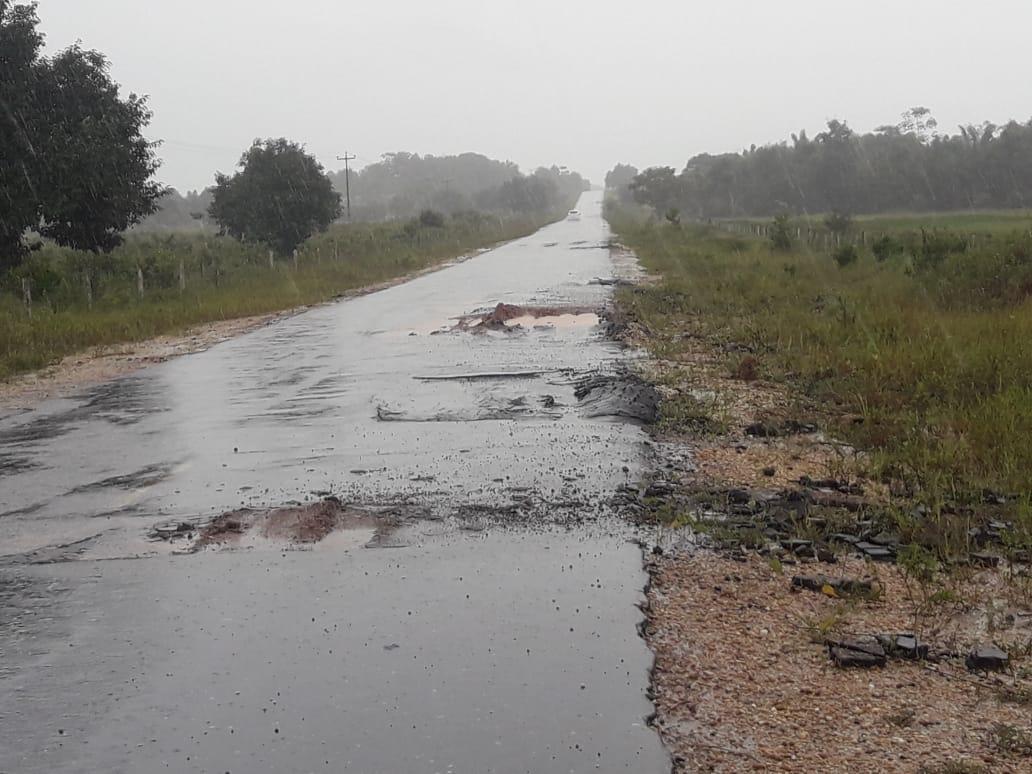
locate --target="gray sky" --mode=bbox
[41,0,1032,192]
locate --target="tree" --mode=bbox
[0,0,44,268]
[605,163,639,203]
[629,167,681,216]
[0,2,164,268]
[898,106,938,144]
[209,139,342,256]
[620,110,1032,219]
[36,45,164,252]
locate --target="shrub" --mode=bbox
[871,235,900,262]
[917,228,967,270]
[833,244,859,267]
[418,209,445,228]
[770,214,792,251]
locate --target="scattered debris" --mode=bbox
[966,644,1010,672]
[876,633,929,661]
[827,635,887,668]
[151,521,196,541]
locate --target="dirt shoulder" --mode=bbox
[0,253,478,411]
[647,551,1031,773]
[610,246,1032,773]
[0,311,293,410]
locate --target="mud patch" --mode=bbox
[452,303,599,333]
[153,498,402,551]
[575,372,661,423]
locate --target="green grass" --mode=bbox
[608,204,1032,554]
[723,210,1032,238]
[0,211,559,380]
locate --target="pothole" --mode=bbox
[451,303,600,333]
[151,497,402,552]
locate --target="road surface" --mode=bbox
[0,192,670,773]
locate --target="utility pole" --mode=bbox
[336,153,356,219]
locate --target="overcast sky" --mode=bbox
[40,0,1032,192]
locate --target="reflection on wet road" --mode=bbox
[0,193,670,772]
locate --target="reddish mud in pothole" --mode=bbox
[152,498,397,551]
[452,302,599,333]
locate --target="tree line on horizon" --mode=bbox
[611,108,1032,219]
[146,152,589,231]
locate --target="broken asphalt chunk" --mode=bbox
[875,633,929,661]
[855,541,895,562]
[965,644,1009,672]
[826,635,887,668]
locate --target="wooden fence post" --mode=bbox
[334,240,340,260]
[268,249,275,269]
[293,249,299,271]
[136,267,144,298]
[22,277,32,319]
[84,271,93,309]
[179,259,186,293]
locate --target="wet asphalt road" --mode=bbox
[0,192,670,773]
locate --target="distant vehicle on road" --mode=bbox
[567,209,581,221]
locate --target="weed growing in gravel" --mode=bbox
[795,604,851,644]
[989,722,1032,756]
[657,392,729,435]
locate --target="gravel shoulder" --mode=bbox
[647,551,1031,773]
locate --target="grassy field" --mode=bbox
[721,210,1032,237]
[0,211,556,380]
[608,205,1032,551]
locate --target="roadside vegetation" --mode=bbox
[0,210,559,379]
[607,203,1032,558]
